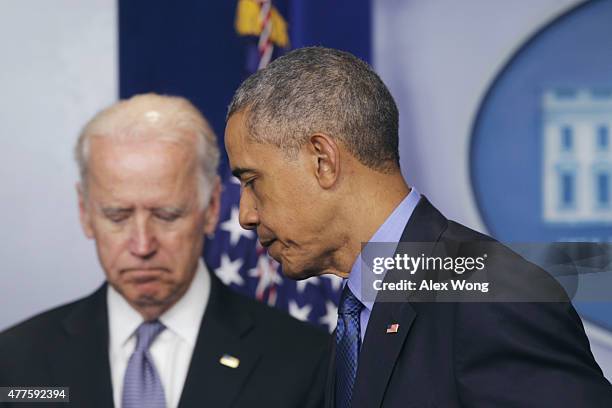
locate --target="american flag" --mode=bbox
[203,0,341,332]
[386,323,400,334]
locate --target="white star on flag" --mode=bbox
[249,253,283,303]
[215,254,244,286]
[220,206,254,246]
[319,300,338,333]
[296,276,320,293]
[288,300,312,322]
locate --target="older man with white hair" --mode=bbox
[0,94,328,408]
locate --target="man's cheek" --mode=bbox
[97,240,126,271]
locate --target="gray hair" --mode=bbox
[227,46,400,172]
[75,93,220,207]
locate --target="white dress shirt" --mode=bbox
[108,261,210,408]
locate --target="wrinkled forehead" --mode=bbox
[85,136,201,206]
[88,110,199,144]
[89,135,197,178]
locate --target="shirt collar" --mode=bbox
[107,260,210,349]
[159,260,209,346]
[347,187,421,311]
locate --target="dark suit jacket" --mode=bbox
[0,273,329,408]
[326,197,612,407]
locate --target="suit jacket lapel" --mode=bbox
[178,274,261,408]
[352,300,416,408]
[56,284,115,408]
[352,196,448,408]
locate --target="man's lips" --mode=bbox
[259,238,276,248]
[261,239,283,262]
[121,268,168,283]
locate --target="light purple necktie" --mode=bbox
[122,320,166,408]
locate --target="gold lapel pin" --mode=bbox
[386,323,400,334]
[220,354,240,369]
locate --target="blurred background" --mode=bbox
[1,0,611,380]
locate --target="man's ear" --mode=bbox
[77,183,94,239]
[203,176,222,235]
[308,133,340,189]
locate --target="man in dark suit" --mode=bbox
[0,94,328,408]
[224,46,612,406]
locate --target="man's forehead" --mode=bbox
[225,112,251,146]
[90,133,193,157]
[226,138,274,179]
[225,113,257,166]
[225,112,291,174]
[89,136,196,180]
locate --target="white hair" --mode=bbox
[75,93,220,207]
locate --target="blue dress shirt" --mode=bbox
[346,187,421,342]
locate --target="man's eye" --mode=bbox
[103,210,130,223]
[244,178,256,188]
[154,211,181,222]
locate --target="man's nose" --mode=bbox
[129,216,158,259]
[239,192,259,230]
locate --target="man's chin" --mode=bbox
[122,284,170,307]
[280,264,317,281]
[132,295,167,308]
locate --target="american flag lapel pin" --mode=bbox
[386,323,400,334]
[219,354,240,369]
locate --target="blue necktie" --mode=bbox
[122,320,166,408]
[335,286,364,408]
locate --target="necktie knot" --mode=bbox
[338,286,363,317]
[135,320,165,352]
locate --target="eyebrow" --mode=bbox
[101,207,132,214]
[152,207,185,215]
[231,167,255,180]
[100,207,133,218]
[100,206,185,214]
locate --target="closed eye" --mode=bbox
[153,208,183,222]
[243,177,257,189]
[102,208,132,223]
